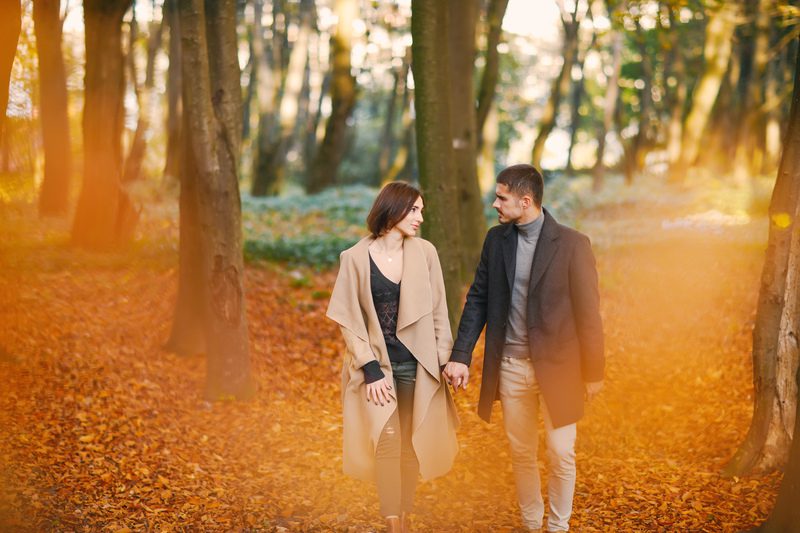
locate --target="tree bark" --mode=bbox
[164,0,182,183]
[251,0,312,196]
[475,0,509,149]
[755,367,800,531]
[531,0,581,170]
[0,0,21,144]
[72,0,137,250]
[725,40,800,476]
[411,0,462,331]
[592,16,623,191]
[33,0,72,217]
[178,0,253,400]
[448,0,486,282]
[378,48,409,180]
[306,0,357,194]
[123,7,163,184]
[671,2,738,180]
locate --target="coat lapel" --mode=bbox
[528,210,559,293]
[397,237,433,331]
[501,223,516,290]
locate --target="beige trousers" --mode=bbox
[498,356,577,532]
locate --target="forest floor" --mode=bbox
[0,178,783,532]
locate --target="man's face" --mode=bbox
[492,183,528,224]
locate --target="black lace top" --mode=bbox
[362,254,415,383]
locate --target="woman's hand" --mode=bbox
[366,377,395,406]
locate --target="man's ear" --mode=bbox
[521,195,533,209]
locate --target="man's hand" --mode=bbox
[443,361,470,393]
[585,380,603,401]
[366,378,395,406]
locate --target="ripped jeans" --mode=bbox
[375,360,419,517]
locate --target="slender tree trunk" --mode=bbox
[532,2,581,169]
[123,8,163,184]
[164,0,182,183]
[178,0,253,400]
[593,24,623,191]
[733,0,772,181]
[725,41,800,476]
[306,0,357,194]
[249,0,282,196]
[381,78,413,185]
[478,105,498,192]
[33,0,72,216]
[448,0,486,281]
[72,0,136,250]
[251,0,312,196]
[665,8,687,168]
[411,0,462,330]
[0,0,21,144]
[475,0,509,149]
[566,26,597,175]
[623,20,653,185]
[672,2,738,180]
[378,48,409,180]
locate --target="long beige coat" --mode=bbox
[326,236,459,481]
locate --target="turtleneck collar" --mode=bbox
[516,211,544,239]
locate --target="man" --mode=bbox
[444,164,604,532]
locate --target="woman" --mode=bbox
[327,182,459,532]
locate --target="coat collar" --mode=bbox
[500,208,560,290]
[349,235,432,332]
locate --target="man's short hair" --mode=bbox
[496,164,544,207]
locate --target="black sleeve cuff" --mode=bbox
[362,360,385,384]
[449,350,472,367]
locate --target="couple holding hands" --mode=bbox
[327,164,604,532]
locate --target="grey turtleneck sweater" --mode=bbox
[503,213,545,357]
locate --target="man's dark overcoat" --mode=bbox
[450,209,604,427]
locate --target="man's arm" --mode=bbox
[448,232,492,367]
[569,234,605,384]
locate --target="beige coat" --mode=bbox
[326,236,459,481]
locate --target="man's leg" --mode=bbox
[499,357,543,531]
[542,405,576,531]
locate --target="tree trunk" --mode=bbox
[251,0,312,196]
[475,0,509,149]
[566,25,597,176]
[178,0,253,400]
[163,0,182,183]
[756,367,800,531]
[72,0,136,250]
[378,48,409,180]
[531,2,581,170]
[166,111,205,357]
[122,7,163,184]
[33,0,72,217]
[411,0,462,331]
[249,0,282,196]
[725,40,800,476]
[0,0,21,144]
[665,9,687,168]
[448,0,486,282]
[623,19,653,185]
[478,106,498,192]
[593,22,623,191]
[306,0,357,194]
[671,2,738,180]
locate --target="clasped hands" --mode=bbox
[365,361,470,405]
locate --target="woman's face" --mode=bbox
[392,196,424,237]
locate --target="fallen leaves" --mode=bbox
[0,202,783,531]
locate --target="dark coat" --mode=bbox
[450,209,604,427]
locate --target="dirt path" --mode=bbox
[0,202,780,532]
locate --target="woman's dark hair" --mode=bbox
[366,182,423,237]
